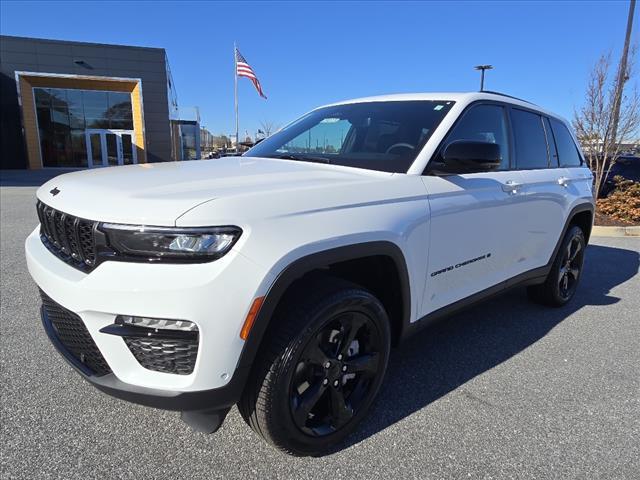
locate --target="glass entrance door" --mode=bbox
[85,129,137,168]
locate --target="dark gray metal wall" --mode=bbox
[0,35,173,169]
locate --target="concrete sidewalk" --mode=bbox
[592,225,640,237]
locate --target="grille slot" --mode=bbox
[40,290,111,376]
[37,201,97,270]
[124,337,199,375]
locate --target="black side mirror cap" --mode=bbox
[439,140,502,173]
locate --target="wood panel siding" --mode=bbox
[16,73,146,168]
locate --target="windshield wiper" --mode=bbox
[267,153,332,164]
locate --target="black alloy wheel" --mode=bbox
[557,232,584,300]
[290,311,382,436]
[528,225,586,306]
[239,276,391,456]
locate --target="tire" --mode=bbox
[527,225,586,307]
[238,276,391,456]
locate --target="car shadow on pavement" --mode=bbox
[341,243,640,451]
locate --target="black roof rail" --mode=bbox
[480,90,536,105]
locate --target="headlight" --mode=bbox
[100,223,241,262]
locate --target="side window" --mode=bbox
[440,104,510,169]
[550,118,583,167]
[543,117,559,167]
[511,108,549,169]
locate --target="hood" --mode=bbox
[37,157,390,226]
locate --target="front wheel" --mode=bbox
[239,277,391,456]
[528,225,586,306]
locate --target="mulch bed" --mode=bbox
[594,211,636,227]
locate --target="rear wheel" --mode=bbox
[528,225,586,306]
[238,277,391,456]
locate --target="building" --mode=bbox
[170,107,201,161]
[199,127,215,154]
[0,35,185,170]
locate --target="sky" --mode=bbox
[1,0,637,138]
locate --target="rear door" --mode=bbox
[420,102,528,315]
[509,108,572,272]
[548,116,594,200]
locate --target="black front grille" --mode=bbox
[40,290,112,376]
[124,337,198,375]
[36,201,97,271]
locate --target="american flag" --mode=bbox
[235,48,267,99]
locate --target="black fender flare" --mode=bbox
[549,202,594,262]
[235,241,411,372]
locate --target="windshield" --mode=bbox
[245,100,454,173]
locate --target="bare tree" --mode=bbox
[573,51,640,196]
[259,120,280,137]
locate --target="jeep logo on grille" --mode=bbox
[50,187,60,196]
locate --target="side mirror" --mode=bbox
[439,140,502,173]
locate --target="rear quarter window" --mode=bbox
[550,118,583,167]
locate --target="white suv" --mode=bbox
[26,92,594,455]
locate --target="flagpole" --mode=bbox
[234,42,239,154]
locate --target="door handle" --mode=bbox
[502,180,522,194]
[558,177,570,188]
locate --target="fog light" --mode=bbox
[115,315,198,332]
[102,315,199,375]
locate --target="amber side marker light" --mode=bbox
[240,296,265,340]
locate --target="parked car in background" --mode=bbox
[26,91,594,456]
[600,155,640,197]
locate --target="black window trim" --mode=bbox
[508,103,585,169]
[541,116,553,168]
[424,99,585,175]
[543,116,560,167]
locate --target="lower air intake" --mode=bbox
[124,337,198,375]
[40,290,111,376]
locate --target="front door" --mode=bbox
[86,129,137,168]
[420,102,529,316]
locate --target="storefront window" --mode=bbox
[34,87,133,167]
[179,122,199,160]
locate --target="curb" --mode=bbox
[592,225,640,237]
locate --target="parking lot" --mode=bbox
[1,184,639,479]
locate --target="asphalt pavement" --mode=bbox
[1,185,639,479]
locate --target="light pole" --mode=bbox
[474,65,493,91]
[610,0,635,145]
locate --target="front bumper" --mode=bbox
[40,300,249,410]
[26,226,273,409]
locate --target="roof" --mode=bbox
[0,34,165,52]
[321,91,563,123]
